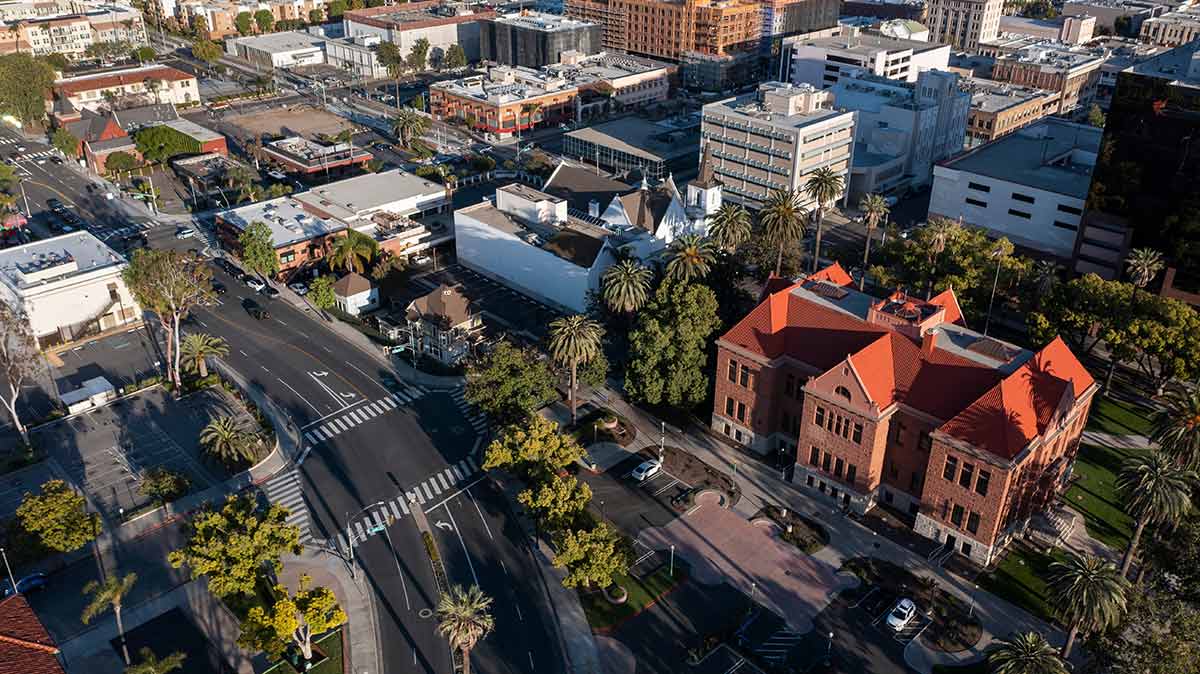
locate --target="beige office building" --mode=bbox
[925,0,1004,51]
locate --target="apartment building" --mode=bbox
[545,51,672,109]
[342,2,496,62]
[1139,7,1200,46]
[924,0,1004,51]
[788,28,952,88]
[481,11,601,68]
[1062,0,1167,32]
[759,0,841,59]
[963,77,1058,147]
[712,265,1096,565]
[0,4,147,58]
[699,82,854,209]
[990,42,1104,117]
[176,0,328,39]
[52,64,200,111]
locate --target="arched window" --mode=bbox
[834,385,852,402]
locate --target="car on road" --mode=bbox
[1,572,48,598]
[211,280,227,294]
[15,145,25,152]
[631,459,662,482]
[245,276,266,291]
[62,211,82,226]
[886,598,918,631]
[50,156,63,165]
[243,298,270,320]
[215,258,240,275]
[46,198,64,212]
[175,227,196,239]
[411,254,432,265]
[288,282,308,295]
[261,286,280,298]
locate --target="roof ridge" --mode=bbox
[0,633,59,655]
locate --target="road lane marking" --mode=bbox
[515,604,523,621]
[275,377,320,414]
[441,503,478,585]
[467,489,493,541]
[436,473,450,490]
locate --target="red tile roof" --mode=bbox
[808,261,854,287]
[55,66,194,97]
[928,288,966,327]
[0,596,65,674]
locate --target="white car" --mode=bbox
[267,170,287,180]
[886,598,918,631]
[631,459,662,482]
[245,277,266,292]
[175,227,195,239]
[411,254,432,265]
[288,282,308,296]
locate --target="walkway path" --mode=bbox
[1080,430,1155,450]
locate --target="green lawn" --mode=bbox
[1085,396,1155,437]
[1064,443,1140,550]
[579,564,687,630]
[976,542,1069,624]
[265,629,344,674]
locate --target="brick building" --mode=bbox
[711,264,1097,564]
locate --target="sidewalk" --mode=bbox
[1080,430,1155,450]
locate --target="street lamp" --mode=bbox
[826,631,834,657]
[969,584,978,618]
[1,548,17,593]
[983,242,1006,336]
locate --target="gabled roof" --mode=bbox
[543,162,631,214]
[928,288,966,327]
[809,261,854,287]
[407,284,473,327]
[0,596,65,674]
[333,272,372,296]
[617,186,673,233]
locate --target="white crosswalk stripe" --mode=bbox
[345,457,483,548]
[448,386,489,434]
[262,470,313,544]
[302,384,427,450]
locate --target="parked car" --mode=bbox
[631,459,662,482]
[211,280,227,294]
[215,258,240,275]
[0,572,48,598]
[267,170,287,181]
[245,277,266,291]
[288,282,308,296]
[50,156,64,165]
[886,598,918,631]
[175,227,196,239]
[411,254,432,265]
[46,198,64,212]
[261,286,279,298]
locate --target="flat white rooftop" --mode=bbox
[219,197,346,248]
[292,169,446,221]
[0,231,125,291]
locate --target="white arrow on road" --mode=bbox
[311,371,329,377]
[434,521,453,531]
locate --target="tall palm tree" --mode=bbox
[665,234,715,283]
[328,232,376,274]
[1047,552,1129,658]
[803,166,844,273]
[517,102,542,141]
[759,188,806,277]
[1032,260,1060,298]
[1116,450,1196,576]
[858,193,889,291]
[548,315,604,425]
[125,648,186,674]
[82,572,138,665]
[1125,247,1164,305]
[180,333,227,379]
[436,584,495,674]
[199,416,255,467]
[602,260,652,314]
[392,108,429,149]
[923,217,961,299]
[707,203,751,252]
[987,632,1068,674]
[1152,385,1200,467]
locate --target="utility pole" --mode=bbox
[1,548,17,593]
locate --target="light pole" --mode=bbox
[669,544,675,577]
[968,584,978,618]
[659,421,665,462]
[1,547,16,593]
[983,243,1005,336]
[826,631,834,659]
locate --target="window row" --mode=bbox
[726,358,755,388]
[941,499,982,535]
[724,396,749,424]
[808,446,858,484]
[814,405,863,444]
[942,455,991,496]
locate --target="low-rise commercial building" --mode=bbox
[699,82,854,209]
[429,65,581,138]
[989,41,1104,117]
[788,28,952,88]
[714,265,1096,565]
[342,1,496,63]
[929,118,1101,259]
[0,3,147,58]
[481,11,601,67]
[562,115,701,181]
[224,30,326,69]
[262,136,373,175]
[963,77,1058,147]
[1139,6,1200,46]
[53,65,200,111]
[1062,0,1167,33]
[176,0,329,39]
[997,14,1096,44]
[1090,37,1166,110]
[0,232,141,349]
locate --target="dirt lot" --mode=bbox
[224,104,357,139]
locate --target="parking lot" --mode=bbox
[578,453,688,540]
[414,263,562,342]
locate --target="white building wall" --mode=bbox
[4,266,140,342]
[928,164,1084,257]
[344,18,484,62]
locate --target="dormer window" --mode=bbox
[835,385,852,402]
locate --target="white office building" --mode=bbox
[928,118,1100,258]
[789,28,952,88]
[0,232,141,350]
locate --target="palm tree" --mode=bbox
[759,188,806,277]
[1047,552,1129,658]
[803,166,844,273]
[707,203,751,252]
[180,333,227,379]
[199,416,255,467]
[1116,450,1196,576]
[602,260,652,314]
[548,315,604,425]
[1125,247,1164,305]
[125,648,186,674]
[517,102,542,141]
[392,108,429,149]
[923,217,961,298]
[328,232,376,274]
[82,572,138,665]
[1152,385,1200,467]
[436,584,495,674]
[858,193,889,291]
[1032,260,1060,299]
[987,632,1068,674]
[665,234,715,283]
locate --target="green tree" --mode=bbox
[139,467,190,509]
[0,53,56,126]
[199,416,257,468]
[1028,273,1127,356]
[1087,104,1106,128]
[192,15,209,38]
[409,94,426,112]
[238,221,279,279]
[665,234,715,283]
[1125,247,1164,304]
[327,0,347,17]
[921,216,961,298]
[436,585,494,674]
[82,573,137,665]
[308,7,324,23]
[16,479,99,553]
[601,260,652,314]
[122,250,213,388]
[1123,295,1200,395]
[132,46,156,63]
[308,275,336,309]
[253,9,274,32]
[548,315,604,425]
[760,188,806,276]
[444,43,467,70]
[482,415,583,482]
[235,11,253,35]
[518,474,592,532]
[51,127,80,158]
[465,341,555,424]
[987,632,1067,674]
[407,37,430,72]
[180,332,228,379]
[1116,451,1196,576]
[377,41,407,111]
[40,52,70,71]
[707,203,751,252]
[191,38,221,64]
[804,166,843,272]
[0,301,37,445]
[125,648,186,674]
[328,230,378,274]
[104,150,138,174]
[168,494,300,598]
[1087,590,1200,674]
[626,280,721,408]
[237,574,346,662]
[1048,552,1129,658]
[553,523,629,589]
[858,193,889,291]
[392,108,430,148]
[135,125,199,164]
[578,349,609,389]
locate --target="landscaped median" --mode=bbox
[580,562,690,633]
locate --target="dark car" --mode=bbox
[261,286,280,299]
[62,211,82,226]
[215,258,240,275]
[211,280,227,294]
[46,198,64,212]
[50,156,64,165]
[243,298,270,320]
[0,572,48,598]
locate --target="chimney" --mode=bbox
[922,328,938,357]
[588,199,600,217]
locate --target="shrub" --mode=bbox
[421,531,439,562]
